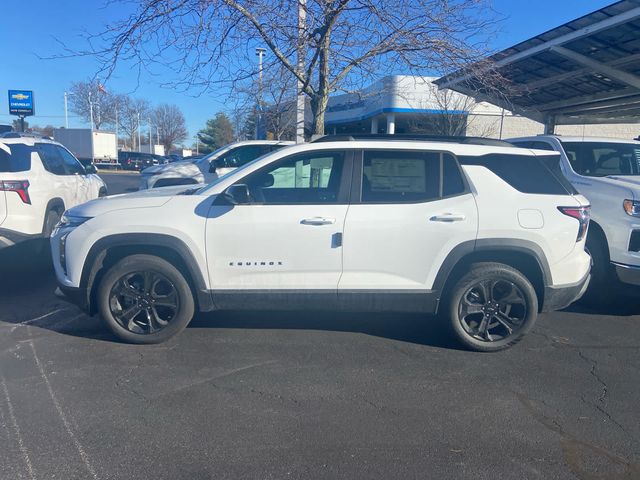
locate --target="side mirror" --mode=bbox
[84,164,98,175]
[223,184,251,205]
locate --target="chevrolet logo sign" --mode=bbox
[11,93,29,100]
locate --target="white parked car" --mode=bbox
[139,140,293,189]
[0,133,106,249]
[510,135,640,303]
[52,136,591,351]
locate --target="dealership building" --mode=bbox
[318,75,640,140]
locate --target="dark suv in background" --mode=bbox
[118,151,167,171]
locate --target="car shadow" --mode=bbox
[563,294,640,317]
[0,238,54,294]
[187,309,463,350]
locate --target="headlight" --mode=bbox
[623,199,640,217]
[58,214,92,228]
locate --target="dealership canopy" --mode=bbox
[435,0,640,132]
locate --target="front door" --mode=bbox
[205,149,352,310]
[339,149,478,311]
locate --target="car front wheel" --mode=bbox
[97,254,195,344]
[446,262,538,352]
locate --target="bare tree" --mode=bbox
[68,80,118,130]
[153,103,188,153]
[80,0,499,136]
[118,96,151,150]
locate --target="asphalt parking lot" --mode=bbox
[0,172,638,480]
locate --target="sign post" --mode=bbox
[8,90,35,132]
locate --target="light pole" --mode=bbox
[148,118,152,153]
[195,135,199,155]
[296,0,306,143]
[63,92,72,128]
[88,91,95,131]
[255,47,266,140]
[137,112,141,151]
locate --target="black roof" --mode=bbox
[312,134,513,147]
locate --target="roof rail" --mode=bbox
[311,134,513,147]
[1,132,52,140]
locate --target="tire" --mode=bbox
[97,254,195,344]
[98,187,107,197]
[445,262,539,352]
[581,229,613,307]
[43,209,61,238]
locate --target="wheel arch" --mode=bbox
[433,239,550,313]
[42,198,65,233]
[81,233,213,315]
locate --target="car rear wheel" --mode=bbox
[581,229,613,307]
[446,262,538,352]
[97,254,195,344]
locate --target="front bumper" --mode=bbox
[55,284,90,313]
[542,270,591,312]
[611,262,640,286]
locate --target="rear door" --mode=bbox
[35,143,78,208]
[339,149,478,310]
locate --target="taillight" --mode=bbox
[558,205,590,242]
[0,180,31,204]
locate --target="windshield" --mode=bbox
[561,141,640,177]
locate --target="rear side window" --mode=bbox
[362,151,440,203]
[442,154,466,197]
[217,145,270,169]
[459,153,573,195]
[0,144,32,172]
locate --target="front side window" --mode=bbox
[56,146,85,175]
[561,141,640,177]
[35,143,66,175]
[243,150,345,204]
[362,151,440,203]
[217,145,270,169]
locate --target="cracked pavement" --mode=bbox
[0,173,638,479]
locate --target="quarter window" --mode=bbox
[243,151,345,204]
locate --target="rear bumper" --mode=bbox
[542,270,591,312]
[612,262,640,286]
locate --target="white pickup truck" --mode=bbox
[510,135,640,304]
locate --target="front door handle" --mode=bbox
[430,213,466,222]
[301,217,336,226]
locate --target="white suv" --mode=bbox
[510,135,640,303]
[0,133,107,249]
[51,136,591,351]
[139,140,293,189]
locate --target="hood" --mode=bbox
[604,175,640,190]
[141,160,198,176]
[66,184,199,217]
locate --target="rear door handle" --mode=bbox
[301,217,336,226]
[430,213,466,222]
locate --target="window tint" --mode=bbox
[561,141,640,177]
[0,144,32,172]
[362,151,439,203]
[442,154,466,197]
[57,146,85,175]
[218,145,269,168]
[36,143,66,175]
[459,153,572,195]
[244,151,345,204]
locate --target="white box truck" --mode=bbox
[53,128,118,167]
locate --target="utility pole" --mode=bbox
[148,118,152,153]
[255,47,266,140]
[64,92,70,128]
[137,112,141,151]
[89,91,95,131]
[296,0,306,143]
[115,103,119,149]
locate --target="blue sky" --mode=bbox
[0,0,615,143]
